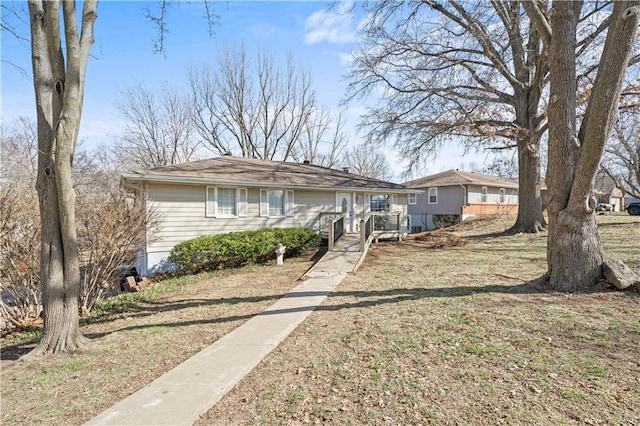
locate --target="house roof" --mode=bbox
[404,169,520,190]
[122,156,415,193]
[593,171,623,197]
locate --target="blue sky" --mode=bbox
[1,0,484,180]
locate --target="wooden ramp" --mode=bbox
[305,233,367,278]
[333,233,361,252]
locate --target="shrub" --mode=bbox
[169,228,320,274]
[76,188,151,316]
[1,183,42,336]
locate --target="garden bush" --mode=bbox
[169,228,320,274]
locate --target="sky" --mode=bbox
[1,0,487,181]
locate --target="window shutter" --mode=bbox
[260,189,268,217]
[286,190,294,217]
[364,193,370,213]
[238,188,247,217]
[391,194,398,211]
[206,187,217,217]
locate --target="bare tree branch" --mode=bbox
[189,43,321,161]
[114,82,200,170]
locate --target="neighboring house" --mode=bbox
[121,155,415,275]
[593,171,624,212]
[404,169,519,232]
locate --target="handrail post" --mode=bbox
[360,218,365,251]
[328,218,335,251]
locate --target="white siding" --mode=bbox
[144,183,337,273]
[467,185,518,204]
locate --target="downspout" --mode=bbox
[460,184,467,221]
[121,178,149,276]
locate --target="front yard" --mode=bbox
[2,214,639,425]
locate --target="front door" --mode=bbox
[337,192,354,232]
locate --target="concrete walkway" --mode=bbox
[86,237,366,426]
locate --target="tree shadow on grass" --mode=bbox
[596,220,637,228]
[5,277,637,361]
[91,276,638,339]
[76,278,554,339]
[81,294,289,327]
[464,227,549,241]
[1,342,35,360]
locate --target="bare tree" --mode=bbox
[601,110,640,199]
[24,0,98,355]
[346,1,623,234]
[190,42,317,161]
[114,83,200,170]
[536,0,639,291]
[345,143,393,180]
[293,108,349,168]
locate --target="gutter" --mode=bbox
[120,176,145,193]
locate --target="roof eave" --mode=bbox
[121,173,419,194]
[408,182,519,190]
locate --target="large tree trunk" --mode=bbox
[509,16,547,235]
[27,0,97,355]
[545,0,639,292]
[511,134,546,233]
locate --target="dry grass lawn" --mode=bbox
[2,214,639,425]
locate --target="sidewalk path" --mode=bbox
[86,241,365,426]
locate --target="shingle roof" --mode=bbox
[593,171,621,195]
[122,156,413,192]
[404,169,520,189]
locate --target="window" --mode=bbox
[238,188,247,216]
[481,186,488,203]
[428,187,438,204]
[370,194,389,212]
[499,188,505,204]
[408,193,417,205]
[368,194,398,212]
[206,187,247,218]
[260,189,294,217]
[217,188,236,216]
[269,189,284,216]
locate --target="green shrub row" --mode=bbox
[168,228,320,274]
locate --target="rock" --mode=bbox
[602,259,640,290]
[137,277,152,290]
